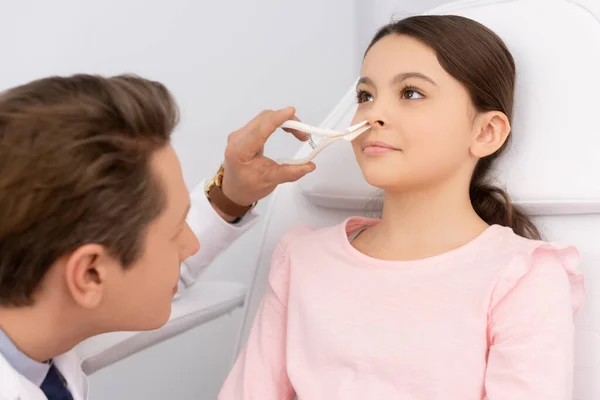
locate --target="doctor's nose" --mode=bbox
[179,222,201,262]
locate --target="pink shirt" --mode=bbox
[219,217,585,400]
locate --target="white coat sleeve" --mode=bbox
[178,180,260,288]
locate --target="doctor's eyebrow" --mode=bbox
[357,72,437,88]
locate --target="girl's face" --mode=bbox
[351,34,483,193]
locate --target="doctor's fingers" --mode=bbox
[266,161,316,185]
[280,115,309,142]
[229,108,306,162]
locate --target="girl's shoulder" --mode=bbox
[489,225,585,315]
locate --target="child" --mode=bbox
[219,15,585,399]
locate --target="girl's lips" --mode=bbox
[362,140,401,154]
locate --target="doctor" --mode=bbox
[0,74,315,400]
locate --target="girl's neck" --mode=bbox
[357,178,490,261]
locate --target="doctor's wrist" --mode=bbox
[205,166,256,224]
[208,197,240,223]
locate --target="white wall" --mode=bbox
[355,0,455,59]
[1,0,452,398]
[1,1,357,399]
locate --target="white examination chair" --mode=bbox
[233,0,600,399]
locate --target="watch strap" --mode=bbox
[207,183,254,218]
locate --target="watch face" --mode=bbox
[205,167,221,191]
[211,165,224,183]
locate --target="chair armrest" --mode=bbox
[76,281,246,375]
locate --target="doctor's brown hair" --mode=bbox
[366,15,541,240]
[0,74,179,306]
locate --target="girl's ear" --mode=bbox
[470,111,511,158]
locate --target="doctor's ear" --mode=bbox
[469,111,511,158]
[63,244,110,308]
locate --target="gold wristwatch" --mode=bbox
[205,165,256,218]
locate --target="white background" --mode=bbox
[0,1,448,398]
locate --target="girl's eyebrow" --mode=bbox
[357,72,437,89]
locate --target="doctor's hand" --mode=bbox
[220,107,316,207]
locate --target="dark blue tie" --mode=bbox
[40,362,74,400]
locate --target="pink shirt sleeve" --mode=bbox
[218,226,312,400]
[485,245,585,399]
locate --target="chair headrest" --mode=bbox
[298,0,600,215]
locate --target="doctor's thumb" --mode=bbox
[271,162,316,184]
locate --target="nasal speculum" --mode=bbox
[276,120,371,165]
